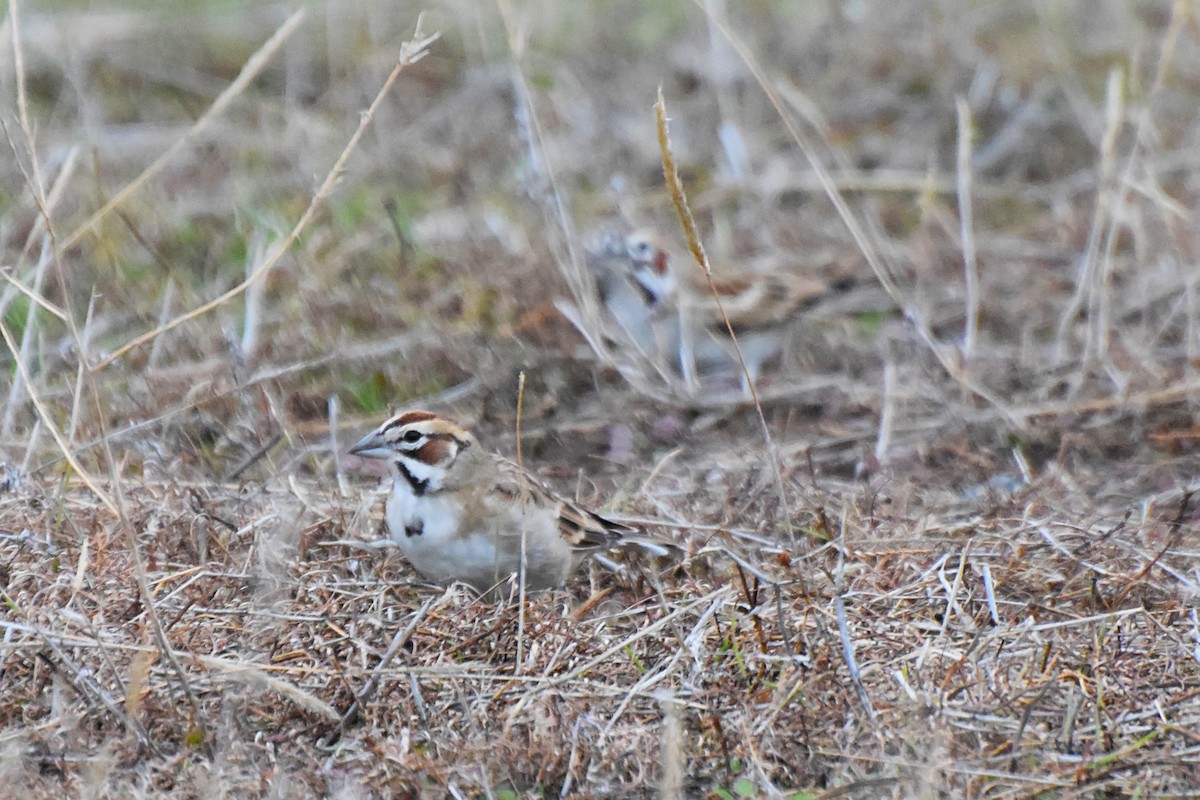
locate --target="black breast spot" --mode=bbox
[405,520,424,538]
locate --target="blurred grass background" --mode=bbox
[11,0,1194,480]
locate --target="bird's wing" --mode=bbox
[487,458,640,552]
[556,496,639,551]
[687,271,830,330]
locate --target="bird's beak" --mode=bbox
[349,430,390,459]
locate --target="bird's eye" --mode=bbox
[402,430,423,444]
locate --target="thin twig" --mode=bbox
[515,370,528,675]
[334,594,437,735]
[833,510,875,722]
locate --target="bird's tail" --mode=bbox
[620,535,684,559]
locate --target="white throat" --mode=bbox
[633,266,676,309]
[391,454,447,493]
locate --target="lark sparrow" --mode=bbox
[584,229,672,362]
[618,229,835,390]
[350,410,675,593]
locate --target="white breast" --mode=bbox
[385,480,576,591]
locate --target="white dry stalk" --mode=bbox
[0,271,114,513]
[1019,606,1143,636]
[677,303,700,394]
[558,718,585,800]
[1086,2,1187,365]
[1172,257,1195,374]
[704,0,748,184]
[936,545,972,636]
[955,97,980,361]
[1036,522,1116,577]
[328,395,346,496]
[18,417,40,475]
[240,228,269,363]
[1089,68,1127,363]
[0,260,69,325]
[1,242,48,438]
[833,591,875,721]
[874,359,897,466]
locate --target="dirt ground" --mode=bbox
[3,1,1200,797]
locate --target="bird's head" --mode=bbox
[350,410,476,493]
[624,229,676,307]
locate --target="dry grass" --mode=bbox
[3,0,1200,797]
